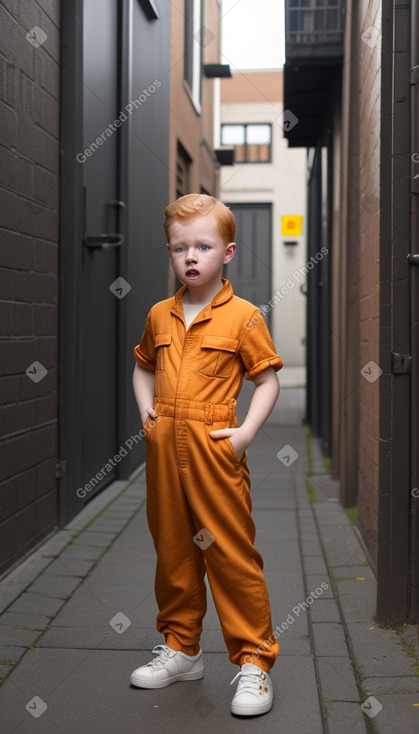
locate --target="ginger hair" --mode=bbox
[164,194,236,245]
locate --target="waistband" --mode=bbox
[154,397,236,425]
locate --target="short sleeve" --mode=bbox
[133,310,156,372]
[240,310,283,379]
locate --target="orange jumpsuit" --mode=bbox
[134,278,283,671]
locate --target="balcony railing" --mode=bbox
[285,0,345,59]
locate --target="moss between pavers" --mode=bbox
[395,625,419,677]
[305,424,313,475]
[344,507,358,525]
[305,477,318,503]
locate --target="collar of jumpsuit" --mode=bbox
[170,277,233,327]
[133,275,283,410]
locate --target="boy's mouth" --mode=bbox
[185,269,200,277]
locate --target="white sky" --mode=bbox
[220,0,285,70]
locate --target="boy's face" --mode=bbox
[167,214,236,291]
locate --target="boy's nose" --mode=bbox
[185,251,197,263]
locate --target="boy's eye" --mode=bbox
[199,245,209,251]
[174,246,185,253]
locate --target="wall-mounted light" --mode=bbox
[203,64,232,78]
[215,148,235,166]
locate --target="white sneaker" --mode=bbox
[230,663,273,716]
[130,644,204,689]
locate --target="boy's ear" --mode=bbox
[223,242,236,264]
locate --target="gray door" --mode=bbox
[224,204,272,328]
[60,0,171,524]
[80,0,122,494]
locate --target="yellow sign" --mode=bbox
[281,215,303,236]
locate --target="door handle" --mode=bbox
[407,253,419,265]
[83,199,126,249]
[84,234,123,248]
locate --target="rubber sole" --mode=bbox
[130,668,204,689]
[231,699,273,716]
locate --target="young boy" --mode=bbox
[130,194,283,717]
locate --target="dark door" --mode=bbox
[80,0,121,493]
[224,204,272,328]
[59,0,171,523]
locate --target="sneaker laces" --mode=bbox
[230,668,268,696]
[147,644,174,669]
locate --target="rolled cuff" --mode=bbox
[133,345,156,372]
[245,355,283,380]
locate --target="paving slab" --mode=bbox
[401,625,419,655]
[325,701,368,734]
[363,676,419,694]
[312,622,349,657]
[28,574,82,599]
[7,593,66,617]
[70,531,118,547]
[309,599,342,623]
[0,612,50,629]
[317,656,360,701]
[301,537,324,555]
[65,480,129,531]
[58,544,106,561]
[0,645,27,666]
[0,625,43,647]
[334,578,377,622]
[0,581,30,612]
[306,575,335,598]
[366,693,419,733]
[0,555,51,585]
[33,530,76,557]
[302,556,329,575]
[42,557,96,577]
[347,623,417,678]
[317,524,367,567]
[312,503,350,524]
[85,517,131,533]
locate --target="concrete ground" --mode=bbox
[0,367,418,733]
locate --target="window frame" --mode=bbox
[220,122,273,164]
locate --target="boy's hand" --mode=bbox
[209,368,280,460]
[209,427,250,460]
[142,407,159,427]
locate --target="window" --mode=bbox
[176,141,192,198]
[184,0,202,112]
[220,123,272,163]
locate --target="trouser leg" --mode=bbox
[179,419,279,671]
[145,416,206,655]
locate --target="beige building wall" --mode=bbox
[220,71,307,367]
[168,0,221,202]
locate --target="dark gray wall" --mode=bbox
[0,0,61,574]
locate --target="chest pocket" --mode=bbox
[199,335,239,379]
[155,334,171,374]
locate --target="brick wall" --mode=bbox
[355,0,382,564]
[0,0,60,575]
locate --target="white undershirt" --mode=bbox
[182,301,204,330]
